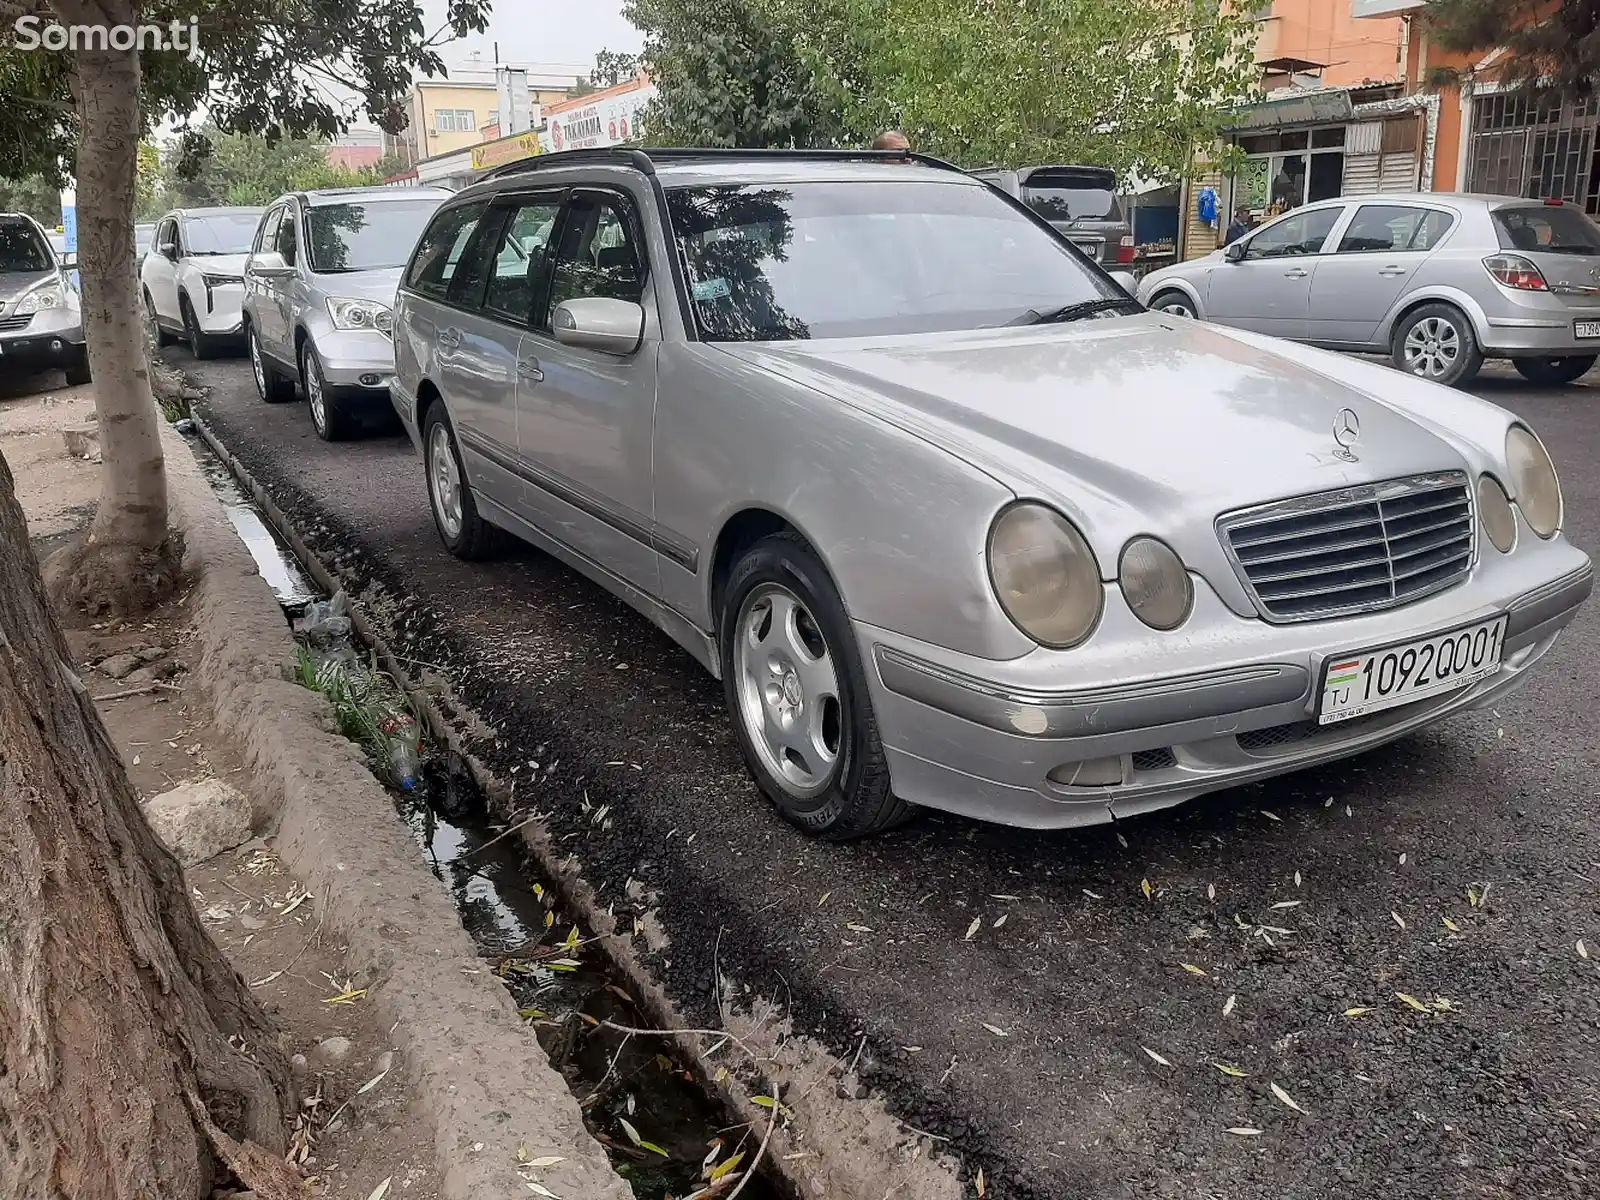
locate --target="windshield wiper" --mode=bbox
[1005,296,1143,327]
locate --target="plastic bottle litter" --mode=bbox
[298,590,353,650]
[378,709,422,791]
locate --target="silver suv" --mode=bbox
[242,186,450,440]
[0,212,89,384]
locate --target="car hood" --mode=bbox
[186,253,252,276]
[722,315,1505,602]
[0,269,57,306]
[314,267,403,306]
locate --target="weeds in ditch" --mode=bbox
[292,643,422,790]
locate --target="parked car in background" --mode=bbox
[243,185,451,440]
[390,148,1590,840]
[139,207,265,358]
[1139,193,1600,389]
[974,164,1135,268]
[134,222,157,266]
[1,212,89,384]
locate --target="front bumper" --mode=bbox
[0,307,86,368]
[863,530,1593,830]
[314,328,397,392]
[194,281,247,336]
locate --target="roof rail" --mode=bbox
[480,145,967,182]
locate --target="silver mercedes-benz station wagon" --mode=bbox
[390,147,1592,840]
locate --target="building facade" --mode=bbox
[382,61,584,165]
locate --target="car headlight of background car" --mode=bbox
[987,503,1102,648]
[1505,424,1561,538]
[1477,475,1517,554]
[16,281,64,314]
[327,297,394,337]
[1118,537,1192,630]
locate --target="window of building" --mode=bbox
[434,108,477,134]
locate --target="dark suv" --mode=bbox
[973,165,1133,269]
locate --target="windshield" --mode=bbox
[1493,205,1600,256]
[305,198,441,273]
[665,180,1116,341]
[1023,171,1122,223]
[185,213,262,255]
[0,219,52,272]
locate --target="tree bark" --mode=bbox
[0,446,292,1199]
[42,3,181,616]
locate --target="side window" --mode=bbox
[275,206,298,267]
[544,195,645,326]
[1245,206,1340,259]
[406,202,489,300]
[482,197,563,323]
[1336,205,1457,254]
[254,207,282,255]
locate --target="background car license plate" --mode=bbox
[1575,320,1600,339]
[1318,615,1507,725]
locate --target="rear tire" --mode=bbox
[1513,355,1596,387]
[249,324,295,403]
[720,532,911,840]
[422,403,501,560]
[1150,289,1196,319]
[1392,303,1483,388]
[180,293,219,360]
[63,348,91,387]
[301,342,356,442]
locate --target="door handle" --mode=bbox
[1377,265,1408,277]
[436,326,462,349]
[1284,267,1309,278]
[517,358,543,383]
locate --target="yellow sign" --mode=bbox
[472,132,543,172]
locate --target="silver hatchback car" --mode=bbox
[243,186,450,440]
[392,149,1590,840]
[1140,193,1600,389]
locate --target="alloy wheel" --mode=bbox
[1155,296,1194,318]
[732,583,843,797]
[1403,316,1460,379]
[249,331,267,396]
[428,421,463,540]
[304,350,327,433]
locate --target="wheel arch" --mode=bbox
[1379,288,1492,350]
[708,506,831,633]
[1145,279,1205,319]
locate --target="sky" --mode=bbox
[421,0,644,74]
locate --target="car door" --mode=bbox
[246,206,285,353]
[515,187,661,596]
[270,201,307,364]
[147,217,182,323]
[1204,205,1342,340]
[1306,203,1457,346]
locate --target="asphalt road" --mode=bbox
[183,349,1600,1200]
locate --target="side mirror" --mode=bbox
[248,250,295,279]
[159,241,179,260]
[61,251,76,269]
[1224,240,1248,263]
[551,297,644,355]
[1107,269,1138,296]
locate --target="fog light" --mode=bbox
[359,373,381,387]
[1046,756,1126,788]
[50,339,62,352]
[1477,475,1516,553]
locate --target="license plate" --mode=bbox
[1318,615,1507,725]
[1575,320,1600,339]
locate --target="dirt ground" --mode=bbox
[5,382,441,1200]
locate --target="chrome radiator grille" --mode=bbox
[1219,472,1475,622]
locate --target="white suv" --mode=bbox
[139,207,264,358]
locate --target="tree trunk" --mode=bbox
[42,6,180,616]
[0,446,293,1199]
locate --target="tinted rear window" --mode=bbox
[1023,171,1122,222]
[1493,205,1600,256]
[0,219,51,272]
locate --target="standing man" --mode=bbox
[1223,206,1253,247]
[872,130,911,152]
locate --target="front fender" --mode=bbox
[1138,272,1207,317]
[654,344,1036,661]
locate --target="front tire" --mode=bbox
[301,342,355,442]
[1150,289,1196,319]
[1392,303,1483,388]
[180,294,219,360]
[63,348,91,387]
[422,403,501,560]
[720,533,909,840]
[143,291,175,348]
[249,324,295,403]
[1513,355,1596,387]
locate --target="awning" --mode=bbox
[1224,89,1355,132]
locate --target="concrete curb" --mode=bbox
[159,420,634,1200]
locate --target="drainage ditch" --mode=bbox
[190,433,780,1200]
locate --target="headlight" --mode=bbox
[1477,475,1516,554]
[1119,537,1192,630]
[327,297,393,336]
[987,503,1103,648]
[201,273,243,288]
[16,282,64,313]
[1505,424,1561,538]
